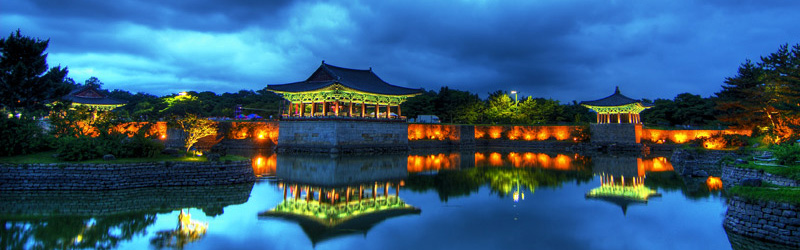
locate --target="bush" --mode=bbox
[773,144,800,166]
[121,134,165,158]
[57,136,105,161]
[0,116,53,156]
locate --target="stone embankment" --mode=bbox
[670,149,740,177]
[0,161,255,190]
[0,183,254,217]
[723,197,800,247]
[722,166,800,187]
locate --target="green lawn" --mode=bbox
[0,151,249,165]
[729,185,800,205]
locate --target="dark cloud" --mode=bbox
[2,0,798,101]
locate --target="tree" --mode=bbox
[176,114,217,153]
[0,30,71,114]
[485,90,515,124]
[716,43,800,142]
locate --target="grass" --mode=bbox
[736,163,800,180]
[0,151,249,165]
[729,185,800,205]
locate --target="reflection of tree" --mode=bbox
[405,167,593,201]
[150,210,208,249]
[644,171,721,200]
[1,212,156,250]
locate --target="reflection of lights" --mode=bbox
[707,176,723,190]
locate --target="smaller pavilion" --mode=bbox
[63,85,127,111]
[266,61,423,119]
[580,86,652,124]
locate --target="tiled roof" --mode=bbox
[64,85,127,105]
[580,86,651,107]
[267,62,423,95]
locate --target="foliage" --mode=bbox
[642,93,718,126]
[772,144,800,166]
[0,116,53,156]
[716,43,800,143]
[176,114,217,152]
[0,30,72,114]
[56,135,110,161]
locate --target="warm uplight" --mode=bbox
[707,176,723,190]
[474,125,581,141]
[178,92,188,96]
[474,152,576,170]
[640,129,751,144]
[407,124,458,141]
[407,153,460,172]
[703,136,727,149]
[160,134,167,140]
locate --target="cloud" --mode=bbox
[2,0,798,100]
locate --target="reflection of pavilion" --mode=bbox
[259,154,420,245]
[586,156,663,215]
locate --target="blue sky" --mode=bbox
[2,0,798,101]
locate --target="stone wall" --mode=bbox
[589,123,640,144]
[0,183,253,217]
[408,124,476,149]
[0,161,256,190]
[722,165,800,187]
[724,196,800,247]
[276,120,409,154]
[670,149,741,177]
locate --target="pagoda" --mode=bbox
[580,86,652,124]
[266,61,423,119]
[63,85,127,111]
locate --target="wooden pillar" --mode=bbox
[349,100,353,117]
[335,100,339,116]
[322,101,327,116]
[300,103,305,117]
[310,102,315,116]
[361,100,365,117]
[395,182,399,197]
[596,113,600,123]
[346,187,351,203]
[375,104,379,118]
[384,183,389,197]
[398,105,402,117]
[283,184,287,199]
[617,113,621,123]
[386,105,391,119]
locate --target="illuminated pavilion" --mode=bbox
[266,61,423,119]
[63,85,127,111]
[580,86,652,124]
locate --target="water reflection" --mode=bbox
[587,156,663,215]
[150,210,209,249]
[260,154,420,245]
[0,184,253,249]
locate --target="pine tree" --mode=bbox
[0,29,71,115]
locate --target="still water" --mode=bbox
[2,151,738,250]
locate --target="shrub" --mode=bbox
[57,136,105,161]
[773,144,800,166]
[121,133,165,158]
[0,116,53,156]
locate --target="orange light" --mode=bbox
[707,176,723,190]
[160,134,166,140]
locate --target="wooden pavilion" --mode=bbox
[63,85,127,111]
[266,61,423,119]
[580,86,652,124]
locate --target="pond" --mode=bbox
[0,150,765,249]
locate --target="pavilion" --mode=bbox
[580,86,652,124]
[63,85,127,111]
[266,61,423,119]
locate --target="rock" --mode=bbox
[692,170,709,177]
[103,154,116,161]
[741,178,762,187]
[206,153,221,162]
